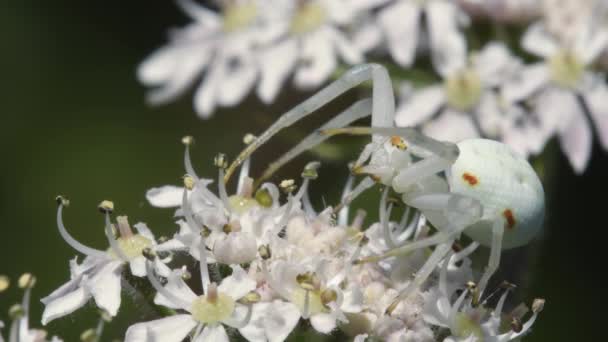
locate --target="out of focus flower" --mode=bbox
[502,22,608,172]
[256,0,373,103]
[395,42,520,143]
[138,0,283,118]
[358,0,469,70]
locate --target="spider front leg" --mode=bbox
[224,63,395,184]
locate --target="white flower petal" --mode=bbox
[194,57,223,118]
[578,27,608,64]
[329,28,364,65]
[146,186,185,208]
[474,42,518,86]
[238,303,269,342]
[427,1,467,76]
[378,1,420,67]
[522,23,559,58]
[559,106,592,174]
[584,82,608,149]
[88,261,123,316]
[133,222,155,241]
[154,270,198,309]
[213,232,258,265]
[257,39,298,103]
[422,110,479,142]
[342,287,364,313]
[294,29,337,89]
[124,314,197,342]
[310,313,336,334]
[395,85,445,127]
[143,43,212,105]
[501,63,549,103]
[217,50,258,107]
[41,285,90,325]
[475,91,504,137]
[195,325,229,342]
[218,265,257,300]
[176,0,221,26]
[265,301,301,342]
[352,20,383,53]
[129,257,146,278]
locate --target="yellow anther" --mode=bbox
[98,200,114,214]
[18,273,36,289]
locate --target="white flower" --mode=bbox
[395,41,520,143]
[138,0,283,118]
[359,0,469,69]
[256,0,372,103]
[41,201,168,324]
[125,265,259,342]
[502,21,608,172]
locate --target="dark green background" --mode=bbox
[1,1,606,341]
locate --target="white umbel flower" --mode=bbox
[138,0,283,118]
[256,0,372,103]
[502,21,608,172]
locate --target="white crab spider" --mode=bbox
[223,64,545,307]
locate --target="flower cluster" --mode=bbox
[37,134,545,341]
[140,0,608,173]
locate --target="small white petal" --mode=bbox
[195,325,229,342]
[559,105,592,174]
[218,265,257,300]
[329,28,364,65]
[474,42,518,86]
[41,285,90,325]
[214,232,259,265]
[310,313,336,334]
[129,257,146,277]
[257,39,298,104]
[217,50,258,107]
[88,261,123,316]
[146,186,185,208]
[154,270,198,309]
[124,314,197,342]
[378,1,420,67]
[422,110,479,142]
[578,27,608,64]
[501,63,549,103]
[521,23,559,58]
[395,85,445,127]
[294,29,337,89]
[584,82,608,149]
[194,57,223,118]
[265,301,301,342]
[427,1,467,76]
[133,222,155,241]
[238,303,269,342]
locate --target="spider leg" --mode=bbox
[224,64,394,183]
[356,193,482,264]
[320,126,459,162]
[254,98,372,187]
[478,217,505,296]
[386,242,453,314]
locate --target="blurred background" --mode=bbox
[1,1,606,340]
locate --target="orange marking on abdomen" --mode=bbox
[462,172,479,186]
[503,209,516,230]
